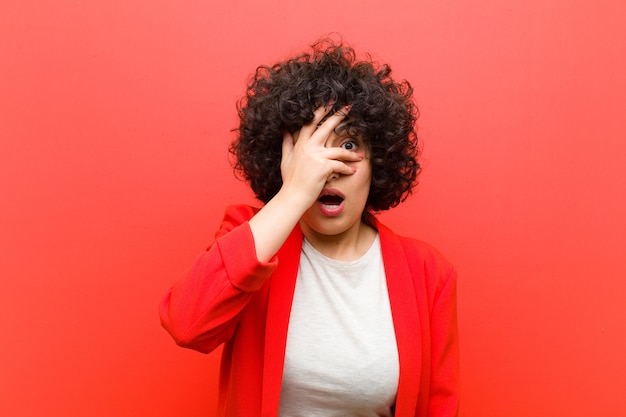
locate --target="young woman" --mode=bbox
[160,39,459,417]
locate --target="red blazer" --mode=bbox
[160,205,459,417]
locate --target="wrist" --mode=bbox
[274,185,316,215]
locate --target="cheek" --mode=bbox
[354,165,372,196]
[357,160,372,182]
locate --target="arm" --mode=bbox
[159,206,277,353]
[160,106,360,352]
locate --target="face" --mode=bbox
[299,131,372,242]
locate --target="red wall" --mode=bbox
[1,1,625,416]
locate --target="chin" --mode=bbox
[301,214,359,237]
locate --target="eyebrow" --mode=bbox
[334,119,359,135]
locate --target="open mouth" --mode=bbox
[316,189,346,216]
[318,194,344,206]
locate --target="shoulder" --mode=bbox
[398,234,454,273]
[374,217,453,268]
[375,218,457,296]
[214,204,262,239]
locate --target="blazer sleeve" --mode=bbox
[428,266,460,416]
[159,205,277,353]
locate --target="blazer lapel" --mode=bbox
[376,220,422,416]
[261,225,303,417]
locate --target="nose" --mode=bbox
[327,172,339,182]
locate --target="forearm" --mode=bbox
[248,188,311,263]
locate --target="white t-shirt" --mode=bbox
[278,235,399,417]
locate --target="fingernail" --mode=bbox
[352,167,357,173]
[356,152,364,159]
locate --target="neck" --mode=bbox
[300,221,377,261]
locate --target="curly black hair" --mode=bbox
[230,38,420,212]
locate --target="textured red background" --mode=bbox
[1,1,625,416]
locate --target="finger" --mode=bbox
[328,160,358,177]
[310,105,352,145]
[323,146,364,163]
[299,105,332,139]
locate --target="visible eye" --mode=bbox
[340,140,358,151]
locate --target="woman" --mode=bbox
[160,38,459,417]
